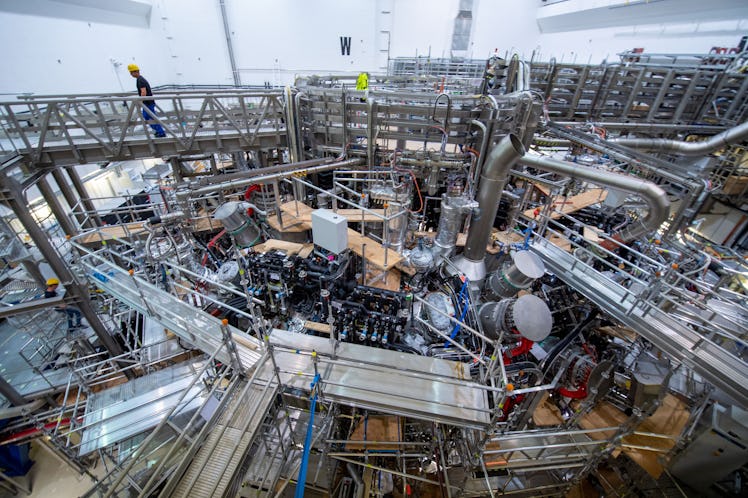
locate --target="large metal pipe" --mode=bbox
[196,157,329,187]
[185,158,363,198]
[609,120,748,156]
[521,154,670,246]
[452,134,525,282]
[464,135,526,261]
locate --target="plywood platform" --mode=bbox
[523,188,608,220]
[279,201,385,223]
[304,321,332,334]
[579,395,690,479]
[346,415,402,450]
[265,211,311,233]
[78,223,150,246]
[251,239,314,258]
[191,216,223,233]
[365,268,402,291]
[77,217,222,246]
[280,201,403,270]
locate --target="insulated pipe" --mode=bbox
[197,158,329,186]
[184,158,363,198]
[464,134,526,261]
[609,120,748,156]
[521,155,670,246]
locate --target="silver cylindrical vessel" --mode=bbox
[486,250,546,298]
[479,294,552,342]
[213,201,261,247]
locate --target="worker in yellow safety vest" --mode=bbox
[356,72,369,91]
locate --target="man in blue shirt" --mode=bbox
[44,278,85,330]
[128,63,166,138]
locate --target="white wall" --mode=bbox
[226,0,380,86]
[538,20,748,65]
[472,1,541,60]
[0,0,231,95]
[536,0,748,64]
[390,0,457,59]
[0,0,746,96]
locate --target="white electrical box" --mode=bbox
[312,209,348,254]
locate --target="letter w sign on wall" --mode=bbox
[340,36,351,56]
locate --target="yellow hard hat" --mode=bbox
[46,277,60,286]
[127,63,140,72]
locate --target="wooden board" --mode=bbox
[523,188,608,220]
[620,394,690,478]
[346,415,402,450]
[394,261,418,277]
[251,239,314,257]
[548,233,573,252]
[579,396,690,479]
[78,223,149,245]
[583,225,602,243]
[531,181,551,196]
[532,392,564,426]
[277,200,403,270]
[265,211,311,233]
[304,321,332,334]
[191,216,223,233]
[78,217,222,246]
[492,229,526,246]
[279,201,385,223]
[364,268,401,292]
[597,325,638,343]
[347,228,403,270]
[414,227,520,255]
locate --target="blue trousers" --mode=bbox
[57,308,82,328]
[142,102,165,136]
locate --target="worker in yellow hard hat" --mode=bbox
[128,63,166,137]
[44,278,86,330]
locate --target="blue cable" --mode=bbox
[294,373,320,498]
[444,278,469,347]
[522,225,534,250]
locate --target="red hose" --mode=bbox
[1,418,73,445]
[243,184,260,201]
[558,385,588,399]
[207,228,226,249]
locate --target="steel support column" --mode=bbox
[65,166,101,228]
[37,176,77,237]
[19,259,46,288]
[0,172,132,377]
[0,375,27,406]
[50,168,86,228]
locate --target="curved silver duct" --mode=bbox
[609,120,748,156]
[452,134,525,282]
[464,135,526,261]
[521,155,670,247]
